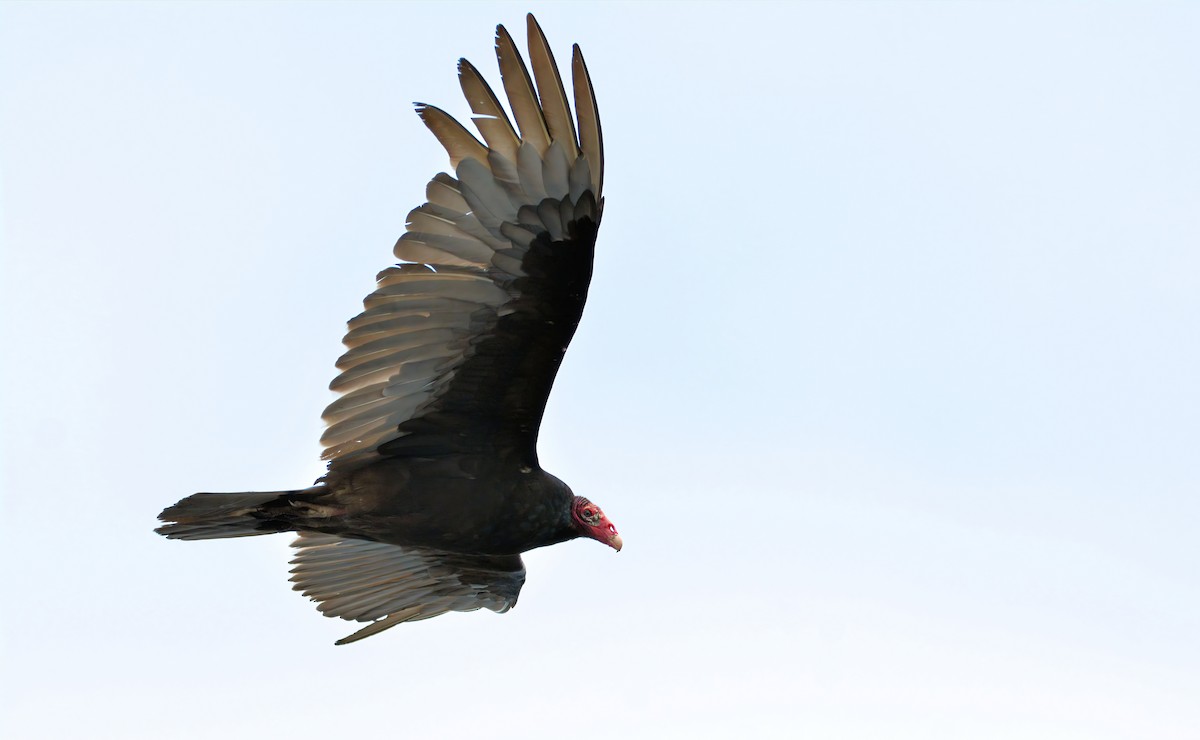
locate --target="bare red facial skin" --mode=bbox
[572,497,622,551]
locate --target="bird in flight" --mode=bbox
[157,14,618,645]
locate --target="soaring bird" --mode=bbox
[156,14,617,645]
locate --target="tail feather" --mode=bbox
[156,490,301,540]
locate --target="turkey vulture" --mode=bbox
[156,14,618,645]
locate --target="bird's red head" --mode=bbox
[571,497,622,552]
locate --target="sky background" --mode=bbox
[2,2,1198,738]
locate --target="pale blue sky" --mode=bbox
[2,2,1198,738]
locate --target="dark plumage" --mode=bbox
[156,14,619,645]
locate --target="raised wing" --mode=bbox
[290,532,526,645]
[321,15,604,473]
